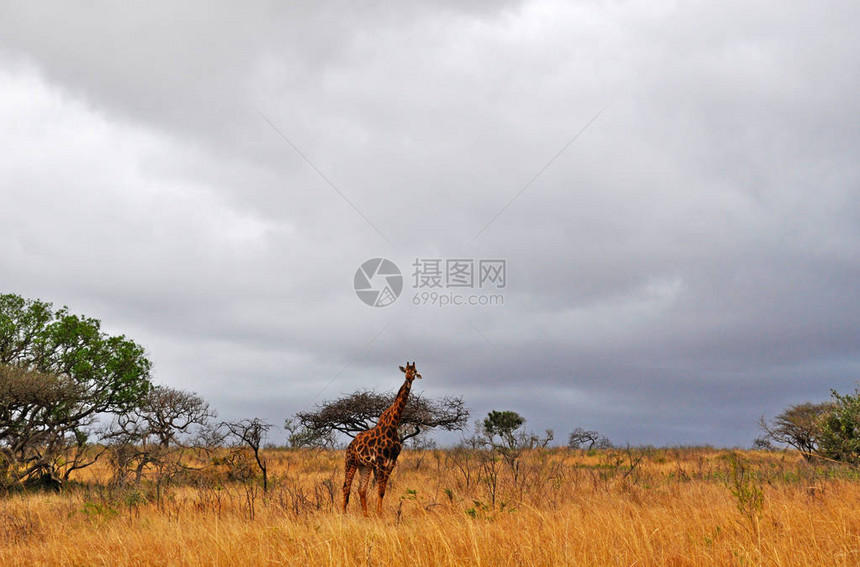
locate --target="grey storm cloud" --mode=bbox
[1,0,858,447]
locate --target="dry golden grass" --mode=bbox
[1,447,858,566]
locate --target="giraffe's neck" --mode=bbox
[378,379,412,431]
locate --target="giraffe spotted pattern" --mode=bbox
[342,362,421,516]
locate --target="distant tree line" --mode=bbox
[3,291,858,494]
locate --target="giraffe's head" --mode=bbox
[398,361,421,381]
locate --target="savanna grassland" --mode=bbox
[1,447,858,566]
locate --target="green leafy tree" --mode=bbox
[482,410,525,449]
[819,388,860,466]
[0,293,152,487]
[472,410,553,505]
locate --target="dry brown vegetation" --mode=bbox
[1,447,858,566]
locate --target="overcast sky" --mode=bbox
[1,1,858,447]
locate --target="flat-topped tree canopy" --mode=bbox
[292,389,469,444]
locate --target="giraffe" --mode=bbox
[342,361,421,516]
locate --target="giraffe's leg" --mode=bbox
[342,460,357,513]
[375,464,390,515]
[357,466,372,518]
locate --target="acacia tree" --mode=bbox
[102,386,214,484]
[568,427,612,450]
[0,293,152,486]
[291,389,469,445]
[758,402,832,460]
[112,386,215,448]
